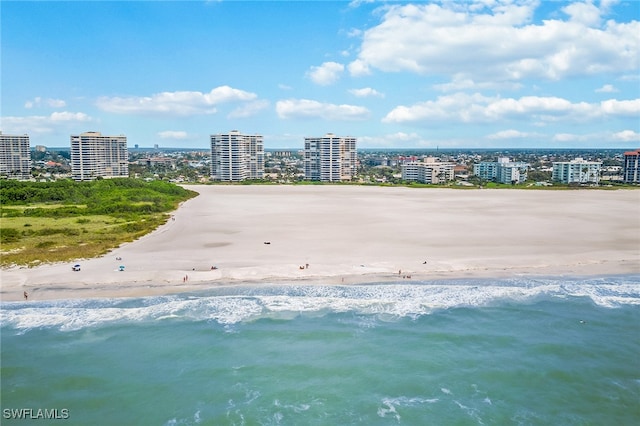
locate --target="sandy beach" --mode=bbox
[2,185,639,301]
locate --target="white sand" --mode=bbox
[2,185,639,301]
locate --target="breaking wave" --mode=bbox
[2,275,639,331]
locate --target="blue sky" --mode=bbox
[2,0,639,149]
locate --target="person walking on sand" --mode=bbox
[23,291,28,300]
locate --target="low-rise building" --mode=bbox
[552,158,601,184]
[473,157,529,184]
[401,157,454,184]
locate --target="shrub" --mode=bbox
[36,241,56,249]
[1,228,21,243]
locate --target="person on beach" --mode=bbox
[23,291,28,300]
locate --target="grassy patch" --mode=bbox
[0,213,170,266]
[0,179,197,267]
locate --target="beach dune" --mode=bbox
[2,185,639,301]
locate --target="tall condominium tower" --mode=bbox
[623,149,640,184]
[210,131,264,181]
[0,132,31,180]
[304,133,357,182]
[70,132,128,181]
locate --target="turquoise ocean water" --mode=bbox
[2,275,639,425]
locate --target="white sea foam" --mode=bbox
[378,396,439,420]
[2,276,638,331]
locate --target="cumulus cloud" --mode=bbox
[563,1,603,27]
[307,62,345,86]
[158,130,189,140]
[349,87,384,98]
[1,111,92,135]
[600,98,640,116]
[96,86,258,115]
[612,130,640,142]
[550,130,640,144]
[276,99,369,121]
[595,84,618,93]
[24,97,67,109]
[348,2,639,83]
[382,93,640,124]
[347,59,371,76]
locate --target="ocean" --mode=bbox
[1,275,639,425]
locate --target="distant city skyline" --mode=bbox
[1,0,639,149]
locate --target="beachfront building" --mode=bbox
[304,133,357,182]
[473,157,529,184]
[623,149,640,183]
[401,157,454,184]
[70,132,129,181]
[210,131,264,181]
[552,158,602,184]
[0,132,31,180]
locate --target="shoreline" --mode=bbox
[2,185,639,302]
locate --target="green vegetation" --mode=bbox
[0,179,197,267]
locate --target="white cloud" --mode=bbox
[382,93,640,124]
[158,130,189,140]
[347,59,371,76]
[227,100,270,119]
[349,87,384,98]
[600,98,640,116]
[433,74,523,92]
[276,99,369,121]
[1,111,92,135]
[306,62,345,86]
[595,84,618,93]
[486,129,539,140]
[50,111,91,122]
[612,130,640,142]
[562,1,603,26]
[24,97,67,109]
[552,133,585,142]
[348,0,375,9]
[551,129,640,144]
[349,2,639,83]
[96,86,257,116]
[619,73,640,82]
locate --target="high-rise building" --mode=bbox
[623,149,640,184]
[70,132,128,181]
[0,132,31,180]
[552,158,601,184]
[210,131,264,181]
[304,134,357,182]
